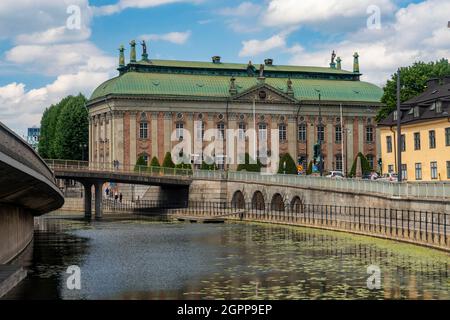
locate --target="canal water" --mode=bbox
[3,215,449,300]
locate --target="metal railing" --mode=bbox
[45,160,450,200]
[45,159,193,178]
[171,201,450,250]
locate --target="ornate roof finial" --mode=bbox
[229,77,237,95]
[287,78,294,97]
[259,64,265,78]
[141,40,149,61]
[336,57,342,70]
[330,50,337,69]
[353,52,360,74]
[130,40,136,63]
[118,45,125,68]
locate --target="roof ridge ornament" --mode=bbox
[330,50,337,69]
[287,78,294,97]
[229,77,237,95]
[336,57,342,70]
[130,40,136,63]
[353,52,359,74]
[118,45,125,68]
[141,40,149,61]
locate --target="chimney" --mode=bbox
[426,78,440,89]
[264,58,273,66]
[212,56,221,64]
[353,52,359,73]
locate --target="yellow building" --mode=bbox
[378,77,450,181]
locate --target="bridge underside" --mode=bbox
[54,171,191,219]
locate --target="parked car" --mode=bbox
[378,172,398,182]
[362,172,379,180]
[326,171,345,179]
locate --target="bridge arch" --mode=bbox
[252,191,265,210]
[271,193,285,211]
[231,190,245,209]
[290,196,304,212]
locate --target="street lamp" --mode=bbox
[79,143,87,161]
[315,89,324,177]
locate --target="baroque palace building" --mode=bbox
[87,41,383,172]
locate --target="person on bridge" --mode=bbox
[119,193,123,203]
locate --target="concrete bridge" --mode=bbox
[0,122,64,265]
[46,160,192,219]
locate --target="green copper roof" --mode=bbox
[90,71,383,103]
[136,59,355,75]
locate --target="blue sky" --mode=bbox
[0,0,449,136]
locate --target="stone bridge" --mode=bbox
[0,122,64,264]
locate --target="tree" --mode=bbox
[237,153,261,172]
[39,94,88,160]
[150,156,160,167]
[377,59,450,121]
[53,94,88,160]
[162,152,175,168]
[134,155,147,171]
[277,153,297,175]
[349,153,372,177]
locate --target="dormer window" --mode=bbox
[414,106,419,118]
[436,101,442,113]
[430,102,436,110]
[393,111,398,121]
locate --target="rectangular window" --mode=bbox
[196,122,205,140]
[436,101,442,113]
[386,136,392,153]
[401,134,406,152]
[401,164,407,180]
[415,163,422,180]
[217,123,225,140]
[429,130,436,149]
[335,154,343,171]
[279,124,287,142]
[388,165,394,173]
[238,123,246,140]
[447,161,450,179]
[366,127,374,142]
[298,124,307,142]
[367,155,374,169]
[176,123,184,140]
[414,106,419,117]
[258,124,267,142]
[414,132,421,150]
[317,125,324,142]
[335,126,342,143]
[430,161,438,180]
[446,128,450,146]
[139,122,148,139]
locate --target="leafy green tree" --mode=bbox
[150,156,160,167]
[377,59,450,121]
[237,153,261,172]
[162,152,175,168]
[134,155,147,171]
[277,153,297,175]
[200,159,217,170]
[53,94,88,160]
[38,107,51,158]
[349,153,372,177]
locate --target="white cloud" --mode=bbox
[5,42,115,76]
[262,0,396,27]
[93,0,202,16]
[0,0,92,40]
[239,34,286,57]
[140,31,192,45]
[217,2,262,17]
[286,0,450,86]
[15,26,91,45]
